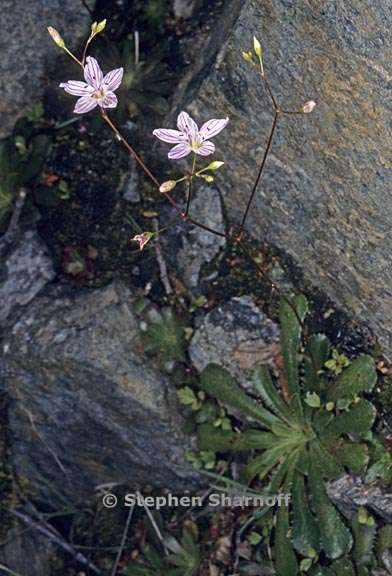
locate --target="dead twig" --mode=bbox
[110,503,135,576]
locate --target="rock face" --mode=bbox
[0,0,93,136]
[0,230,55,325]
[172,0,392,356]
[2,282,200,505]
[189,296,279,389]
[327,475,392,523]
[162,185,226,288]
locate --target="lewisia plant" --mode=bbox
[48,24,315,255]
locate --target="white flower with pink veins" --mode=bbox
[59,56,123,114]
[153,111,229,159]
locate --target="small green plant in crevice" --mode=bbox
[119,32,175,116]
[0,117,50,230]
[140,306,186,370]
[126,527,200,576]
[193,294,379,575]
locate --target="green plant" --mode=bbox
[126,528,200,576]
[0,121,49,228]
[120,34,175,116]
[141,308,186,368]
[195,294,378,575]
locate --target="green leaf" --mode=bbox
[352,508,377,567]
[329,557,355,576]
[305,392,321,408]
[248,531,263,545]
[326,399,376,436]
[253,365,294,422]
[244,444,288,481]
[279,294,308,420]
[292,472,320,555]
[310,439,344,480]
[268,448,299,493]
[274,469,299,576]
[308,458,352,559]
[304,333,331,394]
[200,364,280,429]
[335,441,369,475]
[327,355,377,401]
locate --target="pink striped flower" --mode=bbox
[153,111,229,160]
[59,56,123,114]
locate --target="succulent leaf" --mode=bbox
[253,365,294,422]
[244,444,288,481]
[292,472,321,555]
[199,364,279,429]
[279,294,308,421]
[352,508,377,567]
[327,355,377,402]
[274,467,299,576]
[304,333,331,394]
[308,458,352,559]
[326,399,376,436]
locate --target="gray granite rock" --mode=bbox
[0,526,57,576]
[173,0,198,19]
[0,229,55,325]
[189,296,279,389]
[162,184,226,288]
[2,282,200,506]
[327,475,392,522]
[170,0,392,357]
[0,0,93,136]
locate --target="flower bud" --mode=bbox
[202,175,214,183]
[242,51,253,63]
[96,19,107,33]
[303,100,316,114]
[159,180,177,193]
[92,19,107,34]
[47,26,65,48]
[205,161,225,171]
[253,36,262,57]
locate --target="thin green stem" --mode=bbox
[63,47,83,68]
[185,155,196,217]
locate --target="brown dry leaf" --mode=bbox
[275,352,290,402]
[215,534,232,565]
[42,173,59,186]
[233,340,280,371]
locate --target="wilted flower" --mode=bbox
[60,56,123,114]
[132,232,153,251]
[303,100,316,114]
[153,111,229,160]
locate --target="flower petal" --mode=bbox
[99,92,118,109]
[152,128,187,143]
[59,80,94,96]
[168,142,192,160]
[84,56,103,89]
[102,67,124,92]
[194,141,215,156]
[74,95,98,114]
[177,111,198,140]
[199,117,229,141]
